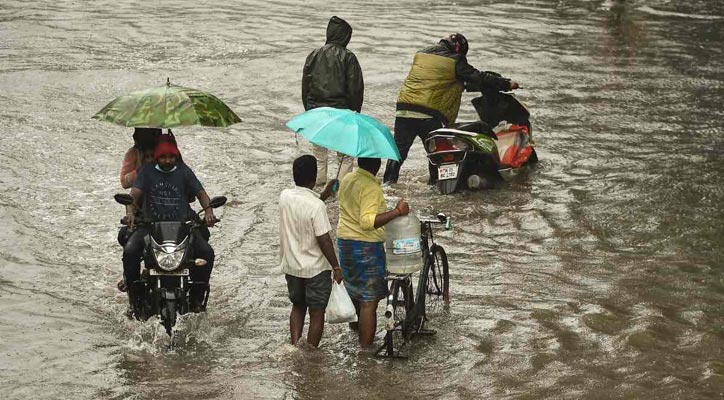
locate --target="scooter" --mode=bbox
[425,83,538,194]
[114,193,226,336]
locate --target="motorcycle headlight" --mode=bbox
[153,246,186,271]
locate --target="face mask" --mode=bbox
[155,163,177,173]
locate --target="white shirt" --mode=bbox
[278,186,332,278]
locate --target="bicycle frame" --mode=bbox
[409,220,439,330]
[377,214,450,358]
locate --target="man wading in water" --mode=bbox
[278,155,342,347]
[383,33,519,184]
[337,158,409,348]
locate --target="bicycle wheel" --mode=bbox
[383,278,414,356]
[425,245,450,308]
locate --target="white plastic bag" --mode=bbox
[326,281,357,323]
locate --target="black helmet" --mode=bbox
[447,33,468,56]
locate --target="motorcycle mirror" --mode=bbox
[209,196,227,209]
[114,193,134,205]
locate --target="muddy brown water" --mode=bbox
[1,0,723,399]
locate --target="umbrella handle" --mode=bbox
[332,155,347,193]
[336,155,343,179]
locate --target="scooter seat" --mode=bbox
[446,121,497,140]
[453,121,486,134]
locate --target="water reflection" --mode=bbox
[605,0,645,61]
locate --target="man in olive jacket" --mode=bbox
[302,16,364,186]
[383,33,519,184]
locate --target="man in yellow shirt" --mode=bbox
[337,157,409,348]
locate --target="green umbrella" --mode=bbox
[286,107,400,161]
[92,79,241,128]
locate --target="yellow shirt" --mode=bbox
[337,168,387,243]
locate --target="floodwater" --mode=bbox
[1,0,723,399]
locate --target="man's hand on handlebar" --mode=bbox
[205,209,216,228]
[510,80,520,90]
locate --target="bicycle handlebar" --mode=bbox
[419,213,451,230]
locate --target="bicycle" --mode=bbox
[376,213,451,358]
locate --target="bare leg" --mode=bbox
[307,309,326,348]
[349,299,361,330]
[358,300,379,348]
[290,304,306,345]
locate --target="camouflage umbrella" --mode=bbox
[92,79,241,128]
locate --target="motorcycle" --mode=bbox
[425,83,538,194]
[114,193,226,336]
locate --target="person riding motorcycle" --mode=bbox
[118,129,185,246]
[116,130,195,293]
[122,140,216,313]
[383,33,519,184]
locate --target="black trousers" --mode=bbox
[122,227,215,285]
[383,117,443,184]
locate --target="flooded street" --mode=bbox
[1,0,723,398]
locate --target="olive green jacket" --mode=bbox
[396,52,463,126]
[396,41,513,126]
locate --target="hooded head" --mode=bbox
[441,33,469,56]
[325,16,352,47]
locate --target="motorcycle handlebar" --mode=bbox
[199,217,221,227]
[119,217,221,227]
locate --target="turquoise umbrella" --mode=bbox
[286,107,401,161]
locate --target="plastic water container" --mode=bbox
[385,214,422,274]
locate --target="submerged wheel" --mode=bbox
[426,245,450,308]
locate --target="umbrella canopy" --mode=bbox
[92,80,241,128]
[286,107,400,161]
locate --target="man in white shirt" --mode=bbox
[279,155,343,347]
